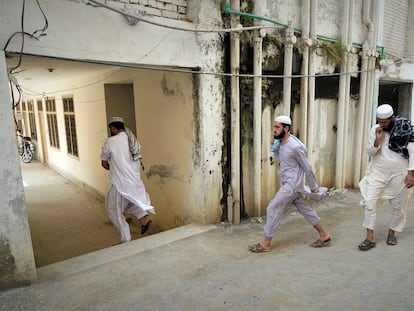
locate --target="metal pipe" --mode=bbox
[300,0,310,145]
[354,42,369,186]
[253,35,262,216]
[252,2,265,216]
[229,0,240,224]
[343,0,354,185]
[360,0,376,178]
[335,0,350,188]
[307,0,317,163]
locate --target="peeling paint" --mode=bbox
[146,164,179,181]
[160,74,184,98]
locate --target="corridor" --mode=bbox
[21,161,152,267]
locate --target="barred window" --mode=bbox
[22,100,30,136]
[46,98,60,149]
[37,99,43,111]
[63,96,78,157]
[15,102,23,131]
[27,100,37,141]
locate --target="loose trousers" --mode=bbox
[106,184,147,242]
[264,185,321,238]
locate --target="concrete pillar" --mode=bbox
[282,23,296,116]
[230,0,240,224]
[0,51,36,289]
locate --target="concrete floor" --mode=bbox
[1,163,414,310]
[20,161,154,267]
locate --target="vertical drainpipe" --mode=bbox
[300,0,310,145]
[307,0,317,163]
[253,2,265,216]
[282,22,296,115]
[335,0,350,189]
[229,0,241,224]
[343,0,354,186]
[354,41,369,186]
[360,0,374,175]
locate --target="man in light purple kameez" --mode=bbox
[249,115,331,253]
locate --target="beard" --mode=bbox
[383,120,395,132]
[274,131,286,140]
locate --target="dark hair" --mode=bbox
[109,121,125,130]
[282,123,291,130]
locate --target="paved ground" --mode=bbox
[1,183,414,310]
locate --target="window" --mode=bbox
[37,99,43,112]
[27,100,37,141]
[15,102,23,131]
[46,98,60,149]
[63,96,78,157]
[22,100,30,136]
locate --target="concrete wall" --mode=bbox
[261,0,366,44]
[0,52,36,290]
[0,0,200,68]
[23,65,222,230]
[0,0,224,288]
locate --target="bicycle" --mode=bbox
[18,134,34,163]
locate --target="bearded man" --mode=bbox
[248,115,330,253]
[358,104,414,250]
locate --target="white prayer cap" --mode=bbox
[108,116,124,125]
[376,104,394,119]
[275,115,292,125]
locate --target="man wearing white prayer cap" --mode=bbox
[376,103,394,119]
[100,117,155,243]
[358,103,414,251]
[248,115,331,252]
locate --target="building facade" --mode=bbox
[0,0,413,288]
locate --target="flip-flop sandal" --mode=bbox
[386,235,397,245]
[358,239,376,251]
[248,243,271,253]
[141,220,152,234]
[311,238,331,248]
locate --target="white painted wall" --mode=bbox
[0,0,201,68]
[0,52,36,289]
[23,61,223,230]
[0,0,224,288]
[261,0,366,44]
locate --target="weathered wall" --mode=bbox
[0,52,36,289]
[261,0,366,44]
[0,0,200,68]
[0,0,224,288]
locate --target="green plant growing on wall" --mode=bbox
[263,34,282,50]
[319,40,347,66]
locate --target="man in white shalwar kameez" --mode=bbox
[100,117,155,243]
[358,104,414,251]
[248,115,331,253]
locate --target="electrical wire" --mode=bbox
[10,0,414,97]
[4,0,49,129]
[19,52,414,99]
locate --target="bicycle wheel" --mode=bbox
[21,149,33,163]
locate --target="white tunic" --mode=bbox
[100,132,155,214]
[359,124,410,231]
[360,124,408,203]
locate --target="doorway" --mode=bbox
[104,83,136,134]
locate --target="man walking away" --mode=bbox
[100,117,155,244]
